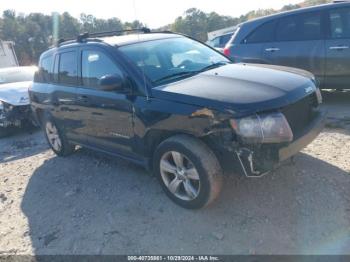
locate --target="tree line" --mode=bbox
[0,0,330,65]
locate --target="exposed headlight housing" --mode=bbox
[230,112,293,144]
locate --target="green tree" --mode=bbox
[58,12,80,39]
[172,8,208,41]
[0,0,334,65]
[124,20,145,30]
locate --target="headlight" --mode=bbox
[230,112,293,144]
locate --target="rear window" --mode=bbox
[276,12,322,41]
[58,51,78,86]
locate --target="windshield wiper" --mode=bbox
[154,71,198,84]
[197,61,230,73]
[154,61,230,85]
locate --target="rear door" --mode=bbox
[263,11,326,87]
[75,47,134,154]
[51,49,81,140]
[325,7,350,89]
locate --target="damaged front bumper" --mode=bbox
[235,111,326,177]
[0,104,32,128]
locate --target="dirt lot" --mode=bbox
[0,90,349,255]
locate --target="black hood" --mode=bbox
[152,63,316,115]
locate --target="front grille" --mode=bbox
[281,93,318,138]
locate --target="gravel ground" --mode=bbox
[0,91,349,255]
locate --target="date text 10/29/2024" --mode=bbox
[127,256,220,261]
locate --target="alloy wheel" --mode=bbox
[160,151,201,201]
[45,122,62,152]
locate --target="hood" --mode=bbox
[247,63,315,81]
[0,81,31,106]
[152,64,316,115]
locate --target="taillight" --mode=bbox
[223,47,230,57]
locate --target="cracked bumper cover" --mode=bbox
[278,111,326,162]
[0,104,32,128]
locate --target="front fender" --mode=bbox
[132,96,233,156]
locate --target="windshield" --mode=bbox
[119,37,230,86]
[0,67,37,85]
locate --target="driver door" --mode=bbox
[75,48,134,154]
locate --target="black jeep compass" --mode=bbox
[29,29,325,209]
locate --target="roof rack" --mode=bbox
[56,27,151,47]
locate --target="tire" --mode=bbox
[153,135,223,209]
[42,115,75,157]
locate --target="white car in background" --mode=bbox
[0,66,37,137]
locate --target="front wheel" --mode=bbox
[43,116,75,156]
[153,135,223,209]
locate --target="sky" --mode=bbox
[0,0,302,28]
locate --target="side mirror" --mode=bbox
[98,74,125,91]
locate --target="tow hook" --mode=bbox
[235,148,269,178]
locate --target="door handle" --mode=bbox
[265,48,280,52]
[329,46,349,50]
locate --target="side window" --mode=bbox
[329,8,350,39]
[35,56,53,83]
[53,54,59,83]
[276,16,298,41]
[245,21,275,44]
[276,12,322,41]
[81,50,123,89]
[58,51,77,86]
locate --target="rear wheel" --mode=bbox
[154,135,223,209]
[43,117,75,156]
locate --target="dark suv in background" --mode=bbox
[30,29,324,209]
[224,1,350,89]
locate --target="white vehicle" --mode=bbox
[0,41,19,68]
[206,26,238,52]
[0,66,37,137]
